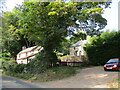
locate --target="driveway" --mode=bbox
[33,66,118,88]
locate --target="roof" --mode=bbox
[17,46,42,55]
[71,40,87,47]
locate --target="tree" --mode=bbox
[84,30,120,65]
[1,8,35,58]
[2,2,111,66]
[70,31,87,44]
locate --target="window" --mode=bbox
[107,59,119,63]
[74,51,78,56]
[19,54,21,58]
[74,47,75,50]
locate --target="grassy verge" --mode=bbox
[107,76,119,88]
[4,71,34,80]
[4,66,76,82]
[34,66,76,82]
[0,69,3,73]
[118,77,120,88]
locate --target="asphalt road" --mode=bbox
[1,74,45,88]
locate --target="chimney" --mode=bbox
[22,46,26,50]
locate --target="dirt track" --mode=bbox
[34,66,118,88]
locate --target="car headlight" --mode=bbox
[113,65,117,67]
[104,65,106,67]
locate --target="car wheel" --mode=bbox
[104,68,107,71]
[118,67,120,72]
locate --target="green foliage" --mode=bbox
[0,52,12,69]
[57,38,71,55]
[118,77,120,84]
[34,66,76,82]
[70,32,87,44]
[1,12,21,58]
[2,60,26,73]
[2,59,15,71]
[1,2,111,70]
[2,54,26,73]
[12,64,26,73]
[59,55,72,59]
[0,53,12,62]
[1,10,35,58]
[5,71,33,80]
[85,31,120,65]
[0,52,10,58]
[25,51,49,74]
[4,66,76,81]
[2,59,32,79]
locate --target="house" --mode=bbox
[16,46,43,64]
[70,40,87,56]
[69,40,88,61]
[60,40,88,66]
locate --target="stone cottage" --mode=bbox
[69,40,88,62]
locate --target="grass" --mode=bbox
[33,66,76,82]
[107,76,120,88]
[4,71,33,80]
[118,77,120,88]
[4,66,76,82]
[0,69,3,75]
[118,77,120,84]
[58,55,72,59]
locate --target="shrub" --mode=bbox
[2,59,26,73]
[26,50,49,74]
[4,66,76,81]
[84,31,120,65]
[35,66,76,82]
[2,60,16,72]
[12,64,26,73]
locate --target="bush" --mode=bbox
[25,51,49,74]
[4,66,76,81]
[2,60,15,72]
[12,64,26,73]
[85,31,120,65]
[0,59,2,69]
[2,59,26,73]
[35,66,76,82]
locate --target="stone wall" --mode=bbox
[60,56,86,62]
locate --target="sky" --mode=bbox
[5,0,119,31]
[102,0,119,31]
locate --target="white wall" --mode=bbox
[16,49,40,64]
[16,59,27,64]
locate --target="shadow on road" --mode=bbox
[104,70,119,72]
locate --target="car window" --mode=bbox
[107,59,119,63]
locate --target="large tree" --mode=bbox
[2,2,111,65]
[1,8,35,58]
[84,30,120,65]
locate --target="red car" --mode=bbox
[104,58,120,71]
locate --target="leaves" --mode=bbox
[1,2,111,61]
[84,31,120,65]
[48,11,58,15]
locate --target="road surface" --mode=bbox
[34,66,119,88]
[1,66,119,88]
[1,74,45,88]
